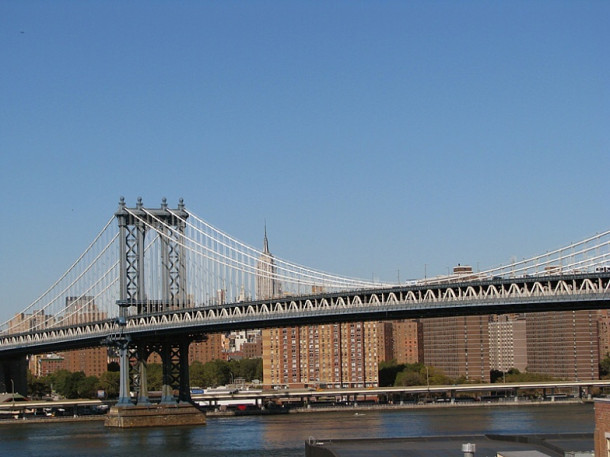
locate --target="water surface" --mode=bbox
[0,404,593,457]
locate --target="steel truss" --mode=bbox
[2,273,609,355]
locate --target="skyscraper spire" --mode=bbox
[263,221,269,254]
[257,221,280,299]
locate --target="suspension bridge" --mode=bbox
[0,198,609,425]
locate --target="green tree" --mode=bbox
[229,358,262,382]
[49,370,72,398]
[99,371,120,398]
[426,366,452,385]
[27,371,51,399]
[190,358,262,388]
[600,353,610,378]
[251,358,263,382]
[202,359,231,387]
[190,361,206,387]
[51,371,86,399]
[490,369,504,383]
[505,370,554,383]
[146,363,163,390]
[395,370,425,386]
[378,360,406,387]
[78,376,99,398]
[391,363,451,387]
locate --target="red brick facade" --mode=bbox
[595,399,610,456]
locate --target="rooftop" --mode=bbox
[304,433,594,457]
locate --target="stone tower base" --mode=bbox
[105,403,206,428]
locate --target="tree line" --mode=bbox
[379,360,556,387]
[28,358,263,399]
[32,354,594,399]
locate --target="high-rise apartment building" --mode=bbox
[30,353,65,377]
[263,326,302,387]
[29,347,110,378]
[526,310,599,380]
[422,315,490,382]
[62,347,109,377]
[488,314,527,372]
[64,296,107,325]
[262,321,380,389]
[341,322,376,387]
[362,321,381,383]
[376,322,394,363]
[9,311,54,334]
[241,338,263,359]
[188,333,225,364]
[598,310,610,360]
[392,320,423,364]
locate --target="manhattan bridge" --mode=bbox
[1,198,609,405]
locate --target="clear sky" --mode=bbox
[1,1,608,322]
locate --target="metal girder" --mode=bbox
[115,197,189,313]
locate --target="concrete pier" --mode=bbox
[105,403,206,428]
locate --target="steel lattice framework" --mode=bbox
[1,272,610,357]
[1,198,610,344]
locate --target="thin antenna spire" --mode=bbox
[263,220,269,253]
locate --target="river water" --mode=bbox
[0,404,594,457]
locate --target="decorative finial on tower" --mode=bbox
[161,197,167,210]
[178,198,185,210]
[136,197,143,209]
[118,196,125,208]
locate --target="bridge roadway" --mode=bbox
[192,380,610,406]
[0,399,104,415]
[1,272,609,357]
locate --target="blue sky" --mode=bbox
[0,1,608,322]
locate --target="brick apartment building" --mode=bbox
[526,310,599,380]
[422,315,491,382]
[29,346,109,378]
[262,321,381,389]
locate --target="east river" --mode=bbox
[0,403,594,457]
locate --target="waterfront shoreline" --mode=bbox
[207,397,588,416]
[0,415,106,425]
[0,398,589,424]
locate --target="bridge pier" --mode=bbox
[0,356,27,396]
[105,335,205,427]
[136,348,151,406]
[105,199,205,427]
[116,336,132,406]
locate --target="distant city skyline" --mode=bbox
[1,2,608,322]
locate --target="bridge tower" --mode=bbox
[115,196,188,313]
[106,198,205,427]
